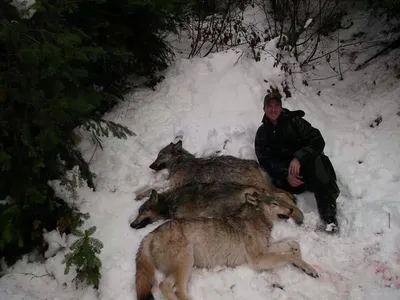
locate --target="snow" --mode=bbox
[42,230,67,259]
[304,18,313,29]
[1,5,400,300]
[11,0,36,19]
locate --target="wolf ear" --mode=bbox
[174,140,182,151]
[245,192,259,206]
[150,189,158,202]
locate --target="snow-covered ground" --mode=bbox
[1,5,400,300]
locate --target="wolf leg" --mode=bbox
[159,274,179,300]
[248,253,318,278]
[173,248,194,300]
[267,241,302,258]
[289,256,319,278]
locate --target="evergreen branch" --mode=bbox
[62,224,103,289]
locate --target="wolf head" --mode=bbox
[130,190,166,229]
[244,192,294,221]
[149,141,183,171]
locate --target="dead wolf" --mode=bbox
[135,191,318,300]
[135,140,296,206]
[130,182,304,229]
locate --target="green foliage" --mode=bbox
[62,226,103,289]
[58,210,91,237]
[63,0,187,93]
[84,119,136,140]
[0,0,188,274]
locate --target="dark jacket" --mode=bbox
[255,108,325,182]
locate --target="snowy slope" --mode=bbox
[1,6,400,300]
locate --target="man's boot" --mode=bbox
[315,193,339,234]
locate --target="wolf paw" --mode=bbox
[303,265,319,278]
[287,241,301,257]
[288,241,300,251]
[294,261,319,278]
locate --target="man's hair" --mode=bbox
[263,89,282,107]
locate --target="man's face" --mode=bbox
[264,99,282,122]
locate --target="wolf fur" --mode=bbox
[135,140,297,206]
[130,182,304,229]
[135,192,318,300]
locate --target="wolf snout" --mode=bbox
[276,206,293,220]
[281,206,293,215]
[149,161,165,171]
[277,214,290,220]
[130,218,151,229]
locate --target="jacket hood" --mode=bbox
[261,108,305,124]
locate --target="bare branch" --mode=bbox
[337,29,343,80]
[15,272,53,281]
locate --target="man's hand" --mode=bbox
[287,174,304,187]
[287,158,304,187]
[289,157,301,177]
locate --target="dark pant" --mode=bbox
[273,154,340,223]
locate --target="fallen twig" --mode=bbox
[15,272,53,281]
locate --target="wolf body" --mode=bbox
[135,192,318,300]
[136,140,296,206]
[130,182,304,229]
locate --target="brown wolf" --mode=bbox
[135,140,296,206]
[135,191,318,300]
[130,182,304,229]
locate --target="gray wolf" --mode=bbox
[130,182,304,229]
[135,191,318,300]
[135,140,297,207]
[255,89,340,233]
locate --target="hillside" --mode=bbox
[1,3,400,300]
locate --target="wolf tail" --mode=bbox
[135,236,155,300]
